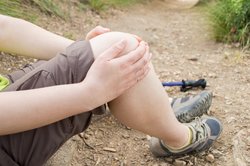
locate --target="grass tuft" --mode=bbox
[0,0,65,22]
[80,0,144,13]
[208,0,250,48]
[0,0,37,21]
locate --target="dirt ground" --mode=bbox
[1,0,249,166]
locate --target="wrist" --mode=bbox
[76,81,104,111]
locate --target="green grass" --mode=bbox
[0,0,144,21]
[81,0,144,13]
[106,0,142,6]
[0,0,65,22]
[0,0,37,21]
[31,0,65,19]
[208,0,250,48]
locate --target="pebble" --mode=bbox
[79,133,84,138]
[165,158,173,162]
[173,159,186,166]
[206,154,215,163]
[226,116,237,123]
[122,134,130,139]
[212,149,223,157]
[103,147,116,153]
[84,134,90,139]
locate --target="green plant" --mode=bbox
[31,0,65,19]
[106,0,139,6]
[0,0,37,21]
[0,0,65,21]
[209,0,250,48]
[88,0,105,12]
[80,0,144,13]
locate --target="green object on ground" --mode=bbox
[0,75,9,91]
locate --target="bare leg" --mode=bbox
[90,32,189,148]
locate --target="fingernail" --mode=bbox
[133,35,142,41]
[140,41,146,46]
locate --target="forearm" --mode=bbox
[0,83,96,135]
[0,15,73,60]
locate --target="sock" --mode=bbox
[162,126,193,151]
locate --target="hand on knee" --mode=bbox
[83,38,151,107]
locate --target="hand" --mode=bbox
[86,26,110,40]
[83,39,151,106]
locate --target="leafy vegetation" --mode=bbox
[82,0,144,12]
[209,0,250,48]
[0,0,37,21]
[0,0,143,21]
[0,0,64,21]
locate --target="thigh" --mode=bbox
[4,40,94,92]
[0,40,104,166]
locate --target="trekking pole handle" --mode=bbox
[181,79,207,92]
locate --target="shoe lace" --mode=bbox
[193,117,208,143]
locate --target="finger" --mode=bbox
[86,26,110,40]
[131,45,150,72]
[94,26,110,34]
[99,39,127,60]
[137,66,150,82]
[117,41,147,65]
[125,67,149,89]
[125,65,150,88]
[132,34,142,42]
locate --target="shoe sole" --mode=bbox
[175,91,213,123]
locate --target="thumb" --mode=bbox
[100,39,127,60]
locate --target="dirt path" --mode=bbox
[46,1,249,165]
[1,0,249,165]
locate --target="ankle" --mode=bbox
[163,126,191,149]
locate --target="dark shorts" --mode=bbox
[0,40,105,166]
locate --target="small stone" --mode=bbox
[187,161,193,166]
[103,147,117,153]
[84,134,90,139]
[208,73,217,78]
[146,135,151,140]
[165,158,173,162]
[187,57,198,61]
[79,133,84,138]
[126,126,131,130]
[122,134,130,139]
[212,149,223,157]
[226,116,236,123]
[193,157,197,164]
[206,154,215,163]
[160,163,169,166]
[173,159,186,166]
[153,34,160,39]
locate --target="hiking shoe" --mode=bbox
[171,91,213,123]
[149,116,223,157]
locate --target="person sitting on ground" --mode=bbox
[0,14,222,166]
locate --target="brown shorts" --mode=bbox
[0,40,105,166]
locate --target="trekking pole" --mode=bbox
[162,79,207,92]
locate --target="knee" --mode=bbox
[89,31,139,58]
